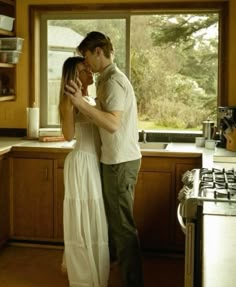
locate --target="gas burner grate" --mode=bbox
[199,182,236,189]
[201,187,236,200]
[199,168,236,200]
[200,168,225,175]
[200,168,236,183]
[200,167,236,175]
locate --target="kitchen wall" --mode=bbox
[0,0,235,129]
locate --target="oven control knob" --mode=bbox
[182,170,194,187]
[178,186,192,201]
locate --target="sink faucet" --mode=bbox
[142,130,147,143]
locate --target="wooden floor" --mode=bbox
[0,244,184,287]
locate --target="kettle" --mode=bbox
[202,119,215,139]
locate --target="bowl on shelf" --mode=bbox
[0,14,15,32]
[0,50,21,63]
[0,37,24,51]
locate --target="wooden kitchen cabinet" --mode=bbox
[0,154,10,246]
[9,150,68,242]
[8,149,201,250]
[134,170,172,250]
[11,157,54,239]
[134,154,202,253]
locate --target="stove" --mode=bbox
[178,168,236,219]
[177,167,236,287]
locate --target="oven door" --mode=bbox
[177,203,203,287]
[178,203,195,287]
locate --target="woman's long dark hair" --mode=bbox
[58,56,85,121]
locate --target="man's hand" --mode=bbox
[64,79,122,133]
[64,79,84,109]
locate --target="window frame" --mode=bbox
[40,13,130,127]
[29,2,229,132]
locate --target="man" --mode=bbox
[64,31,144,287]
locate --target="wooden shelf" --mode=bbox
[0,62,15,68]
[0,95,15,101]
[0,0,15,6]
[0,29,14,36]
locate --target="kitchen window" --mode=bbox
[33,3,228,137]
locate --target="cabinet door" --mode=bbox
[134,171,172,251]
[55,164,64,241]
[12,158,54,239]
[0,156,9,246]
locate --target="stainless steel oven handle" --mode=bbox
[177,203,186,234]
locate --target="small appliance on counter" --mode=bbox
[217,106,236,149]
[202,119,215,140]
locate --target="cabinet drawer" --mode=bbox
[140,156,173,171]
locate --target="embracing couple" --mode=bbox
[59,31,144,287]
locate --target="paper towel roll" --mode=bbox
[27,107,39,138]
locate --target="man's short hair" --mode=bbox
[77,31,114,58]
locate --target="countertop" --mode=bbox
[0,137,76,155]
[0,137,236,169]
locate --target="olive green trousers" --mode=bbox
[101,159,144,287]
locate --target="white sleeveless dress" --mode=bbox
[62,111,110,287]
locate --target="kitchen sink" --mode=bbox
[139,142,169,150]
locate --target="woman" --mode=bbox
[59,56,110,287]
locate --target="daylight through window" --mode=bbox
[41,12,219,132]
